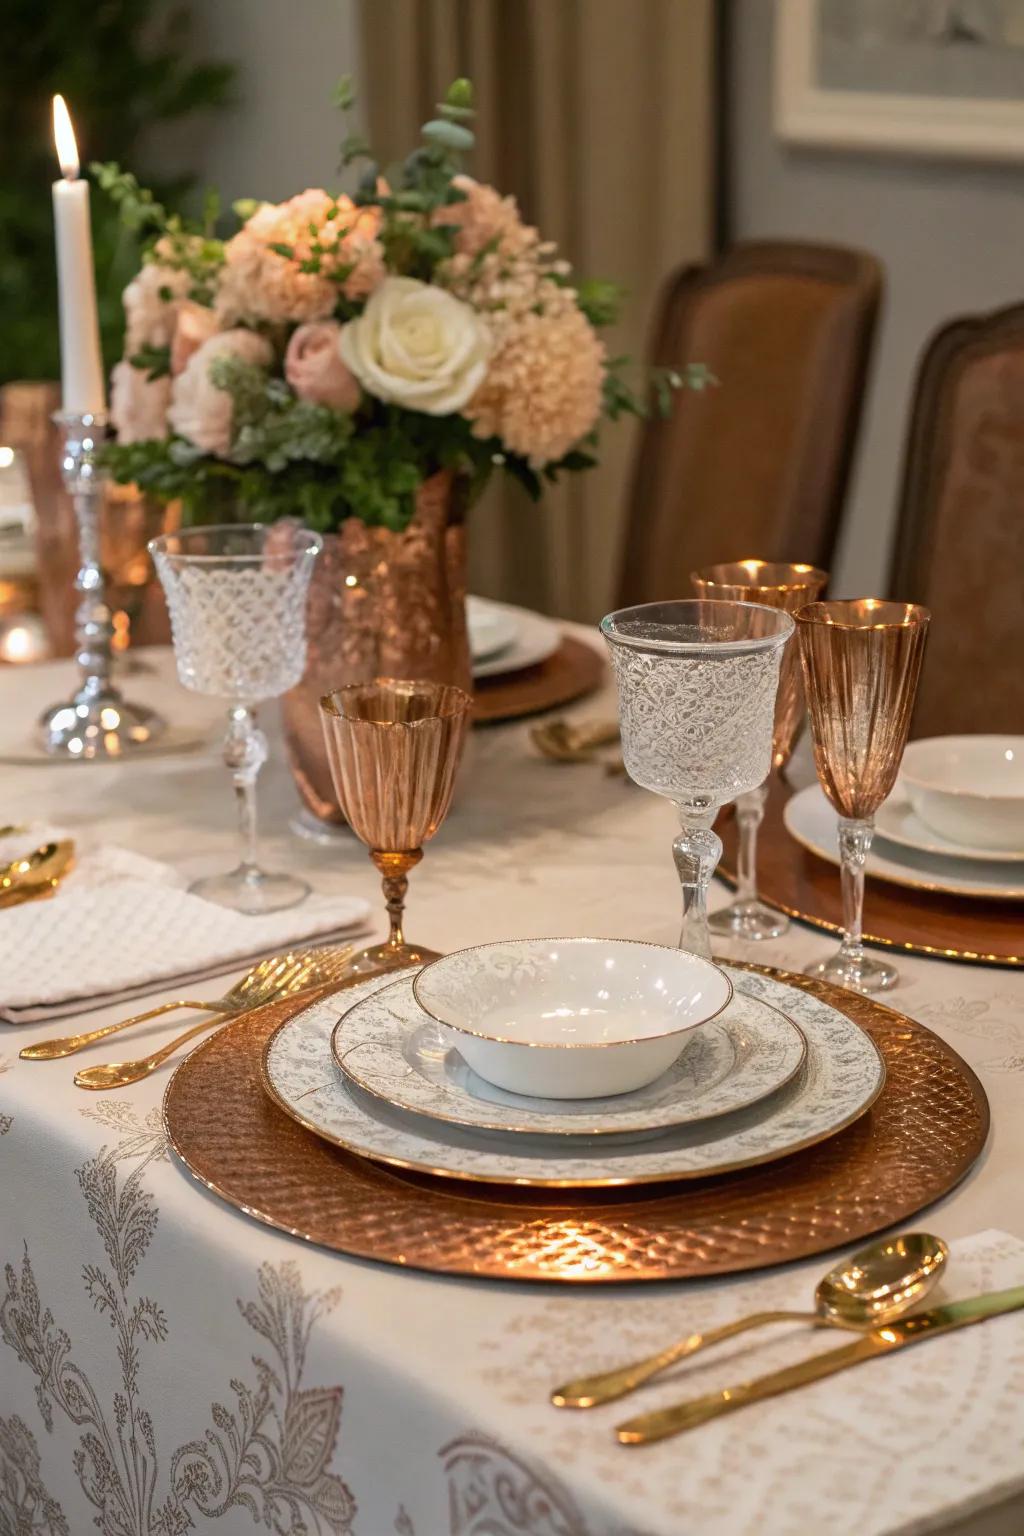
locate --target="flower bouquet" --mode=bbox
[97,77,708,822]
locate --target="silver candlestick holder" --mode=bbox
[38,411,166,759]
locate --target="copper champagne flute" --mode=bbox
[691,560,828,941]
[319,679,472,976]
[796,600,930,993]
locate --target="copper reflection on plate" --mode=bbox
[163,965,989,1284]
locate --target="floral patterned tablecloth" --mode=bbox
[2,641,1023,1536]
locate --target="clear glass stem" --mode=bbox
[223,706,267,882]
[672,806,723,959]
[734,784,767,905]
[837,815,873,968]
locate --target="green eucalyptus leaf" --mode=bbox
[421,119,475,151]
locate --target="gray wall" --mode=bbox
[727,0,1024,594]
[153,0,363,205]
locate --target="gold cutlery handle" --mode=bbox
[615,1285,1024,1445]
[73,1013,231,1090]
[551,1309,825,1408]
[21,998,233,1061]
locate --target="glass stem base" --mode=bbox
[189,866,310,915]
[672,807,723,960]
[806,949,898,995]
[709,782,788,941]
[806,814,897,994]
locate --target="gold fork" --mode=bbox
[22,945,351,1062]
[72,946,355,1091]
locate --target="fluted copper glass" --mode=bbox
[797,599,930,993]
[320,680,472,976]
[692,560,829,942]
[602,600,793,960]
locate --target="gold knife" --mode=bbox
[616,1284,1024,1445]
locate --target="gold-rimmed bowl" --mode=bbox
[411,938,733,1099]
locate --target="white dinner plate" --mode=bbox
[330,973,807,1137]
[876,783,1024,864]
[469,599,561,680]
[785,784,1024,902]
[261,966,884,1188]
[466,596,520,662]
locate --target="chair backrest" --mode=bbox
[890,304,1024,739]
[617,240,883,605]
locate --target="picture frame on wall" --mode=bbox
[775,0,1024,160]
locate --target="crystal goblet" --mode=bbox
[150,523,321,914]
[797,599,930,993]
[319,679,472,976]
[602,599,794,959]
[691,560,828,941]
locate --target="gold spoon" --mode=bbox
[0,840,75,893]
[72,946,356,1090]
[551,1232,948,1410]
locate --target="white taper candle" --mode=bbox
[51,95,106,415]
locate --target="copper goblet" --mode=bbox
[319,680,472,976]
[797,599,930,993]
[692,560,828,942]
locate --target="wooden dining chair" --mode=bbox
[617,240,883,605]
[889,303,1024,739]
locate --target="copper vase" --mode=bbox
[282,470,472,826]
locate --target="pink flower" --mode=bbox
[168,329,274,456]
[217,191,384,326]
[171,301,220,376]
[285,321,360,412]
[110,360,172,444]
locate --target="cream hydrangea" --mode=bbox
[339,276,489,415]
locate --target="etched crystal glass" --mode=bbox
[602,599,794,959]
[150,523,321,913]
[691,561,828,942]
[797,598,930,993]
[320,679,472,976]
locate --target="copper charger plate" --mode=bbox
[716,776,1023,969]
[473,636,604,725]
[163,964,988,1284]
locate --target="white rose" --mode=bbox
[339,276,489,416]
[168,329,274,456]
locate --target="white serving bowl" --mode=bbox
[901,736,1024,853]
[412,938,733,1100]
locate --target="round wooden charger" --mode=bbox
[163,965,988,1285]
[473,636,604,725]
[717,777,1023,968]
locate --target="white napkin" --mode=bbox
[0,825,370,1022]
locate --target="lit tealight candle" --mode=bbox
[51,95,106,416]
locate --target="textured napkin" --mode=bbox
[0,825,370,1022]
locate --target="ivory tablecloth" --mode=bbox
[2,640,1023,1536]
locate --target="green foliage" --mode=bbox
[0,0,233,385]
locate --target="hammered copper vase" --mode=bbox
[283,470,472,826]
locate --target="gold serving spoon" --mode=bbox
[551,1233,948,1410]
[22,944,352,1061]
[72,945,356,1091]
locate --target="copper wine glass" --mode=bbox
[319,679,472,976]
[692,560,828,942]
[797,599,930,993]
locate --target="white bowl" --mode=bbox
[901,736,1024,852]
[412,938,733,1100]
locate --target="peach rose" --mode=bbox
[171,301,220,376]
[110,360,172,444]
[284,321,360,412]
[168,329,274,456]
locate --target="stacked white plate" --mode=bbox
[786,784,1024,902]
[261,965,885,1189]
[467,595,560,680]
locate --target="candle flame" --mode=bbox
[52,94,79,180]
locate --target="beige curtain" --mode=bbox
[357,0,714,621]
